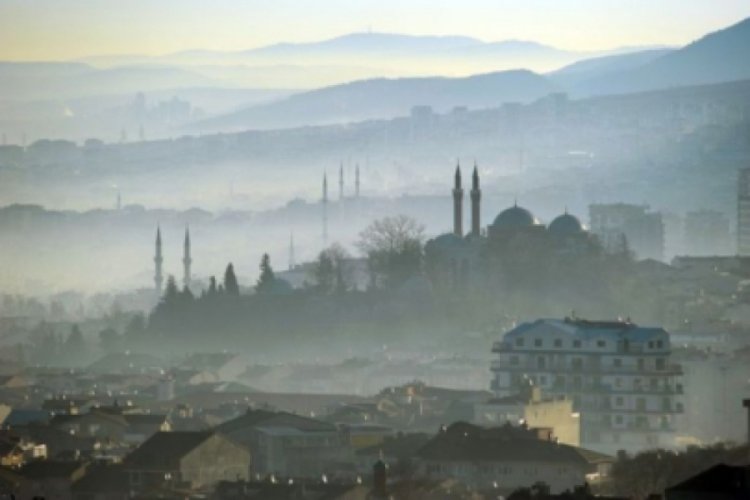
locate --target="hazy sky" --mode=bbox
[1,0,749,60]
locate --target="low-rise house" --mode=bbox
[218,409,351,479]
[6,460,87,500]
[413,422,611,494]
[664,463,750,500]
[43,398,95,416]
[50,410,170,446]
[123,431,250,493]
[71,463,129,500]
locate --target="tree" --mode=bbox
[224,263,240,296]
[310,244,351,293]
[256,253,276,294]
[357,215,424,289]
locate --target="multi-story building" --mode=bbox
[589,203,664,261]
[684,209,731,256]
[738,168,750,256]
[490,317,683,454]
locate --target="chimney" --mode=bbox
[372,460,388,498]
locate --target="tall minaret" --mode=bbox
[355,164,360,198]
[182,225,192,290]
[453,163,464,237]
[154,226,164,295]
[339,162,344,201]
[322,173,328,246]
[288,233,295,271]
[470,162,481,237]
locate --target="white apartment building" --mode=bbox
[490,318,683,454]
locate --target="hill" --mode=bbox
[189,70,559,132]
[569,17,750,96]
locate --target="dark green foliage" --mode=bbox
[256,254,276,294]
[224,264,240,296]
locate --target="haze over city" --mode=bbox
[1,2,750,499]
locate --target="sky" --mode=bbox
[1,0,749,60]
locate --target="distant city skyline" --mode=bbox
[1,0,749,61]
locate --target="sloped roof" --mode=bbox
[219,409,337,434]
[504,317,667,343]
[415,422,611,465]
[124,431,213,468]
[666,463,750,493]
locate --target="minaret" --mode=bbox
[339,162,344,201]
[470,162,481,237]
[453,163,464,237]
[154,226,164,295]
[182,226,192,290]
[355,164,360,198]
[322,173,328,246]
[288,233,295,271]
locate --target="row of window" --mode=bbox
[513,337,665,350]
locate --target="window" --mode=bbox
[554,339,562,348]
[656,340,664,349]
[597,340,606,348]
[537,356,546,369]
[534,338,543,348]
[510,355,519,366]
[637,358,645,371]
[571,358,583,370]
[615,396,624,407]
[573,340,582,348]
[613,358,622,368]
[515,338,524,347]
[656,358,666,370]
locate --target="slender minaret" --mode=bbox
[470,162,481,237]
[339,162,344,201]
[154,226,164,295]
[288,233,296,271]
[182,225,192,289]
[355,164,360,198]
[322,173,328,246]
[453,163,464,237]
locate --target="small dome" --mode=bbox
[549,213,583,236]
[426,232,466,250]
[492,205,536,228]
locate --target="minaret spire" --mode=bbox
[289,232,295,271]
[339,162,344,201]
[452,162,464,237]
[355,164,360,198]
[470,162,481,237]
[154,226,164,295]
[182,225,192,290]
[322,173,328,246]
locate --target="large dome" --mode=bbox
[549,213,583,236]
[492,205,536,228]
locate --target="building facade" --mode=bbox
[490,318,683,454]
[589,203,665,261]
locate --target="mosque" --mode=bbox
[424,164,601,290]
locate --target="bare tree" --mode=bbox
[357,215,425,289]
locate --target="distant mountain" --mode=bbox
[189,70,559,132]
[568,17,750,96]
[548,48,675,88]
[244,32,483,56]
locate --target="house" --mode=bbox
[6,460,87,500]
[123,431,250,492]
[71,463,129,500]
[43,398,95,416]
[218,409,351,479]
[474,385,581,446]
[50,409,170,446]
[413,422,612,494]
[664,463,750,499]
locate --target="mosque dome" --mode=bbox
[426,232,467,250]
[492,205,536,229]
[548,212,584,236]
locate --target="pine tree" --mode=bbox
[256,253,276,293]
[224,263,240,296]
